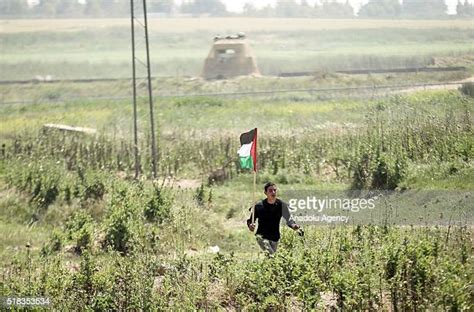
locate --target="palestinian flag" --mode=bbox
[237,128,257,171]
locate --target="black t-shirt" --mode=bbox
[247,198,295,242]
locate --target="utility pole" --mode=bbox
[142,0,158,179]
[130,0,139,179]
[130,0,158,179]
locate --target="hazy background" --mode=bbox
[3,0,474,17]
[203,0,473,14]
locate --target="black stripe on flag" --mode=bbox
[240,128,256,145]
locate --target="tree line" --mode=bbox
[1,0,473,18]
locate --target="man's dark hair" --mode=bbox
[264,182,276,192]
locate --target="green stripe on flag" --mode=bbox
[239,156,253,169]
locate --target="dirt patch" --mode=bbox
[458,76,474,83]
[155,177,202,189]
[431,55,474,67]
[395,76,474,94]
[172,179,201,189]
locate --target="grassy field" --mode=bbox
[3,18,474,33]
[1,18,474,79]
[0,69,471,106]
[1,86,473,310]
[1,86,471,136]
[0,18,473,311]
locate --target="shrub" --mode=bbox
[371,153,407,190]
[102,184,143,254]
[65,210,95,253]
[41,229,64,256]
[144,184,172,223]
[194,184,206,206]
[459,82,474,97]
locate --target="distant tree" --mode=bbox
[181,0,227,16]
[85,0,102,17]
[149,0,174,14]
[82,0,128,17]
[115,0,130,16]
[320,0,354,18]
[275,0,303,17]
[256,4,276,17]
[402,0,447,18]
[358,0,401,18]
[56,0,82,17]
[36,0,59,17]
[0,0,29,16]
[456,0,474,17]
[299,0,320,17]
[99,0,119,16]
[242,2,257,16]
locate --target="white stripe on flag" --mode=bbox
[237,142,253,157]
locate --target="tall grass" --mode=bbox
[0,84,472,310]
[2,92,472,189]
[1,224,472,310]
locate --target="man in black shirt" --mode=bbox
[247,182,301,254]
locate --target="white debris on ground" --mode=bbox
[317,291,338,310]
[208,245,220,253]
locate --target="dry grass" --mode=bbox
[2,18,474,34]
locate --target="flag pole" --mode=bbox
[251,128,257,225]
[252,170,256,224]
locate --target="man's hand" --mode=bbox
[291,224,300,230]
[292,224,304,237]
[248,223,256,232]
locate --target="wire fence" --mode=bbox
[0,81,464,106]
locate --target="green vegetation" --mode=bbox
[2,223,472,310]
[0,18,473,311]
[460,81,474,97]
[0,70,470,105]
[1,86,472,309]
[1,19,474,79]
